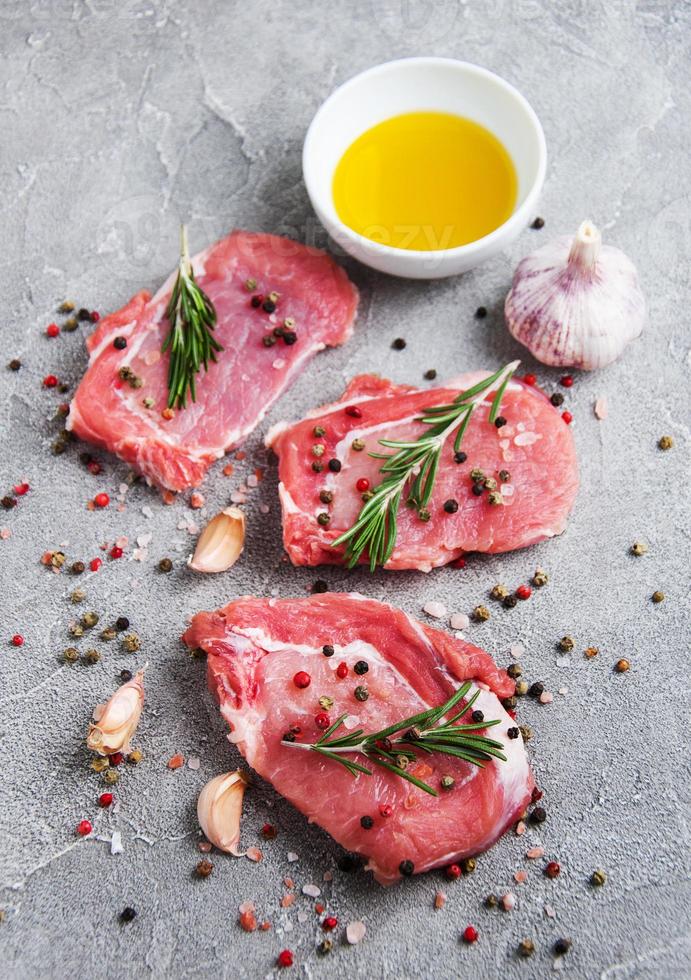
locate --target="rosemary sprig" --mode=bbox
[332,360,520,569]
[281,681,507,797]
[162,224,223,410]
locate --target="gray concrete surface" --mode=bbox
[1,2,690,978]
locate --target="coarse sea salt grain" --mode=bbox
[137,533,153,547]
[594,395,608,420]
[514,870,528,884]
[272,358,286,370]
[247,474,258,488]
[110,830,124,855]
[514,431,541,447]
[540,691,554,704]
[230,491,247,504]
[544,904,556,918]
[449,613,470,631]
[141,505,153,519]
[558,687,569,695]
[556,656,571,668]
[287,852,299,863]
[501,892,516,911]
[346,921,366,944]
[302,883,321,898]
[501,483,515,496]
[526,846,544,859]
[423,601,447,619]
[259,504,270,514]
[510,644,524,659]
[187,756,200,771]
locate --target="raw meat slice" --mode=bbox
[183,593,534,885]
[67,231,358,492]
[267,371,578,570]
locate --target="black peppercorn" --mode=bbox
[530,806,547,824]
[71,561,85,575]
[360,815,374,830]
[158,557,173,572]
[550,392,564,407]
[494,416,507,428]
[471,484,484,497]
[120,907,137,923]
[319,490,333,504]
[262,299,276,313]
[116,616,130,632]
[354,685,369,702]
[475,306,487,319]
[282,731,296,743]
[507,727,520,740]
[120,669,133,683]
[322,644,334,657]
[471,710,484,723]
[502,696,517,710]
[454,451,467,464]
[424,369,437,380]
[78,308,91,321]
[554,938,572,955]
[354,660,369,675]
[391,337,406,350]
[113,337,127,350]
[312,579,328,594]
[399,859,414,876]
[327,458,341,473]
[8,359,21,371]
[443,499,459,513]
[262,334,276,347]
[250,294,262,308]
[529,681,545,697]
[503,594,518,609]
[282,331,297,345]
[531,216,545,229]
[2,495,17,509]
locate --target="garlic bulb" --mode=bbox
[505,220,645,370]
[197,770,249,855]
[188,506,245,573]
[87,667,146,756]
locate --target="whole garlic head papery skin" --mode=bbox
[504,220,646,370]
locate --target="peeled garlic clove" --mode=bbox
[188,506,245,573]
[505,220,645,370]
[197,770,249,855]
[87,667,145,756]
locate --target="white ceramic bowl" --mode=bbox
[303,58,547,279]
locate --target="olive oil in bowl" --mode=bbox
[332,111,518,252]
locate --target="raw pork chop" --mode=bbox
[183,593,534,885]
[267,372,578,570]
[68,231,358,492]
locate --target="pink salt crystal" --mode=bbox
[283,877,294,889]
[594,395,608,420]
[526,846,545,859]
[514,870,528,884]
[539,691,554,704]
[514,431,541,447]
[323,870,333,882]
[238,900,255,915]
[510,644,524,659]
[247,474,258,488]
[230,491,247,504]
[280,894,295,908]
[187,756,201,771]
[501,892,516,911]
[198,840,212,853]
[132,548,147,562]
[190,492,204,509]
[0,528,11,539]
[434,891,447,910]
[515,820,526,836]
[449,613,470,631]
[259,504,270,515]
[144,349,160,366]
[558,687,568,696]
[115,535,129,548]
[137,533,153,547]
[117,503,126,513]
[246,847,263,862]
[346,921,366,945]
[544,904,556,919]
[272,358,286,370]
[423,600,447,619]
[302,883,321,898]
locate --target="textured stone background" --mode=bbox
[1,1,690,978]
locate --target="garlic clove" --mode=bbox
[87,667,146,756]
[197,770,249,855]
[188,507,245,573]
[505,220,645,371]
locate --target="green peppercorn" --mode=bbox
[262,334,276,347]
[590,868,607,886]
[354,685,369,702]
[127,749,143,764]
[506,663,522,678]
[313,425,326,437]
[361,490,374,502]
[62,647,79,663]
[519,725,533,741]
[158,557,173,572]
[532,569,549,587]
[502,695,517,710]
[318,938,333,955]
[122,634,141,653]
[651,590,665,603]
[658,435,674,450]
[518,938,535,958]
[318,695,334,710]
[90,756,109,773]
[515,680,529,696]
[440,775,455,790]
[63,317,78,332]
[71,588,86,604]
[100,627,117,642]
[484,894,498,908]
[631,541,648,556]
[473,605,490,622]
[317,512,331,527]
[81,611,99,628]
[103,768,119,785]
[487,491,503,506]
[470,468,485,483]
[483,476,497,490]
[312,461,324,473]
[418,509,431,522]
[312,444,325,457]
[83,648,100,665]
[351,438,365,452]
[490,584,509,600]
[69,624,84,637]
[460,857,476,874]
[558,635,574,652]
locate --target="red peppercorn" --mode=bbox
[315,903,325,915]
[293,670,311,689]
[315,712,331,730]
[77,819,92,837]
[523,373,537,386]
[94,492,110,508]
[89,557,102,572]
[91,311,100,322]
[445,863,462,880]
[99,792,114,807]
[531,787,543,803]
[11,634,24,646]
[109,752,124,766]
[336,661,348,679]
[562,411,573,425]
[463,925,478,943]
[545,861,561,879]
[356,477,370,492]
[110,545,123,559]
[560,375,574,388]
[43,374,58,388]
[87,460,102,475]
[261,823,277,839]
[345,405,362,418]
[46,323,60,338]
[322,916,338,931]
[515,584,532,600]
[452,557,467,569]
[13,482,30,495]
[379,803,393,818]
[277,950,293,968]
